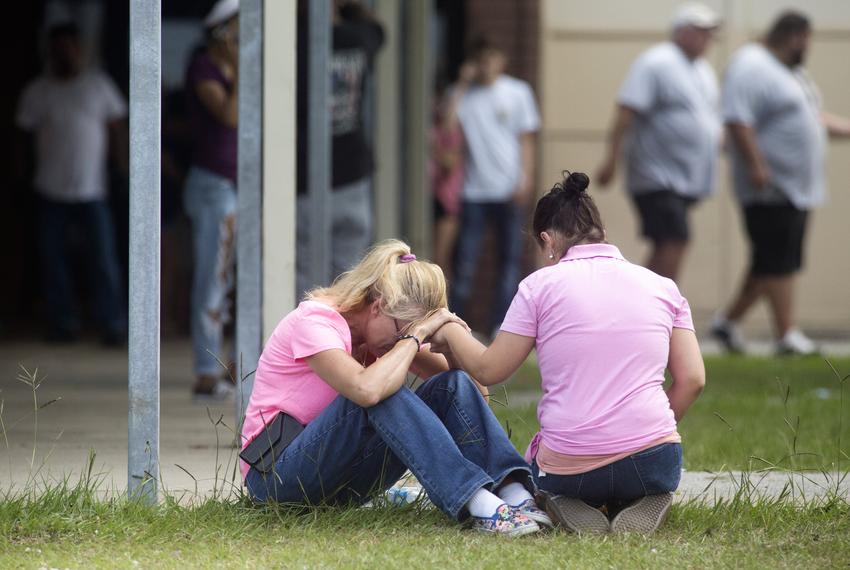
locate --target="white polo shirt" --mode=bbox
[16,70,127,203]
[617,42,721,199]
[457,75,540,203]
[723,43,827,210]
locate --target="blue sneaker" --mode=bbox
[469,504,540,537]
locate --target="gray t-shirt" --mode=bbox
[617,42,721,198]
[723,43,827,210]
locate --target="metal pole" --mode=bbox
[307,0,332,289]
[262,0,297,340]
[373,0,401,242]
[403,0,433,256]
[128,0,161,504]
[236,0,264,427]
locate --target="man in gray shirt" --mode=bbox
[712,11,850,355]
[597,3,721,281]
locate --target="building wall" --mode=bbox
[539,0,850,337]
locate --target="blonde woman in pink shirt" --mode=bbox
[240,240,548,537]
[431,172,705,534]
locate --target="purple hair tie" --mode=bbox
[399,253,417,263]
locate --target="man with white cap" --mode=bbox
[597,2,722,282]
[182,0,240,400]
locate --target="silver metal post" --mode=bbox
[307,0,332,289]
[128,0,161,504]
[403,0,433,256]
[236,0,264,427]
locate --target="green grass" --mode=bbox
[2,356,850,568]
[1,485,849,569]
[495,356,850,471]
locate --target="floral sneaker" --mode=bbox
[515,498,554,528]
[470,504,540,537]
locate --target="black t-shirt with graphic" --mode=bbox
[297,8,384,194]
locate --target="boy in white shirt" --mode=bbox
[450,37,540,335]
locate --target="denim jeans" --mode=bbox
[183,166,236,376]
[532,443,682,509]
[245,370,533,520]
[296,177,372,299]
[450,201,523,332]
[37,195,124,335]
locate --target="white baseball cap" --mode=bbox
[671,2,721,30]
[204,0,239,28]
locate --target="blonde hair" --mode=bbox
[307,239,448,322]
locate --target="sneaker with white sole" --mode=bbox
[514,498,553,528]
[711,313,746,354]
[610,493,673,534]
[469,504,540,537]
[777,328,819,356]
[543,495,610,534]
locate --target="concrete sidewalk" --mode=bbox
[1,339,848,503]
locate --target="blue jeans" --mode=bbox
[37,196,124,335]
[532,443,682,509]
[450,201,523,332]
[183,166,237,376]
[245,370,533,520]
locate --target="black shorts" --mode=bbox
[632,190,698,243]
[744,202,809,276]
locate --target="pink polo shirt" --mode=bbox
[240,300,351,479]
[500,243,693,462]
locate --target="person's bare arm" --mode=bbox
[410,348,490,401]
[431,323,535,386]
[196,79,239,128]
[822,111,850,138]
[514,132,536,207]
[727,123,770,189]
[306,309,465,407]
[596,105,636,187]
[665,328,705,422]
[108,118,129,177]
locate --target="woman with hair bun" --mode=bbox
[241,239,546,536]
[430,172,706,534]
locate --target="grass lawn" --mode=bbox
[494,355,850,471]
[2,355,850,568]
[2,488,849,569]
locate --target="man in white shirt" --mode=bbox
[450,37,540,335]
[597,3,722,281]
[712,11,850,355]
[15,23,128,344]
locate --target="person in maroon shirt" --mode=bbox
[182,0,239,400]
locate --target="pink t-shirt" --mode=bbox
[240,300,351,478]
[500,244,694,459]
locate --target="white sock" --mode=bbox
[497,481,534,507]
[466,488,505,518]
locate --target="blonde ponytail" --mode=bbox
[307,239,447,321]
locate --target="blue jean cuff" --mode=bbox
[447,473,495,521]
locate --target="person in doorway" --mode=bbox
[450,37,540,336]
[296,0,385,297]
[430,172,705,534]
[711,11,850,355]
[596,2,722,281]
[242,240,549,536]
[15,22,128,345]
[183,0,239,400]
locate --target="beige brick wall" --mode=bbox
[539,0,850,338]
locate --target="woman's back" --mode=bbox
[501,243,693,455]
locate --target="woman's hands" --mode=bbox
[410,308,468,344]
